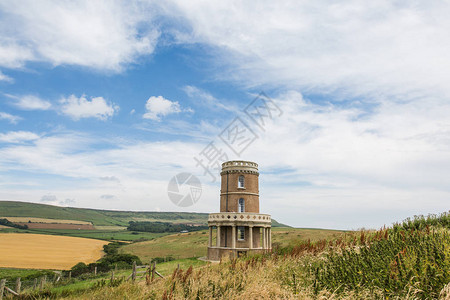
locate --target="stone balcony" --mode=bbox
[208,212,271,226]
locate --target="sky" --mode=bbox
[0,1,449,230]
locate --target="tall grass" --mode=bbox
[47,212,450,299]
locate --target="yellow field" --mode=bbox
[93,225,127,230]
[0,233,107,270]
[0,225,9,228]
[0,217,92,225]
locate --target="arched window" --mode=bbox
[238,175,245,188]
[238,198,245,213]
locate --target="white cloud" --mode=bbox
[0,1,159,71]
[166,1,450,100]
[143,96,182,121]
[0,112,21,124]
[0,71,13,82]
[0,131,40,143]
[8,94,51,110]
[60,95,118,121]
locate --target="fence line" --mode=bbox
[0,259,170,298]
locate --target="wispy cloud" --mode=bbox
[183,85,237,112]
[0,112,21,124]
[0,131,40,143]
[59,95,118,121]
[0,71,13,82]
[7,94,51,110]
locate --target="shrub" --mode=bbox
[70,262,89,277]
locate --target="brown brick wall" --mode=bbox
[220,172,259,213]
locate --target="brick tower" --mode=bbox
[207,160,271,261]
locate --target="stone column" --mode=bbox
[217,226,221,247]
[249,226,253,249]
[262,227,266,249]
[232,225,236,249]
[209,226,213,247]
[268,228,271,249]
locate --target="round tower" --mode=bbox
[207,160,271,261]
[220,161,259,213]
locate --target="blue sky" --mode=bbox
[1,1,450,229]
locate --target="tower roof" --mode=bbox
[221,160,259,175]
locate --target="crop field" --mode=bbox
[14,222,95,230]
[0,233,108,269]
[0,217,92,224]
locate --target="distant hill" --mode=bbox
[0,200,290,227]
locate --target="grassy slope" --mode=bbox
[120,227,345,263]
[0,200,289,227]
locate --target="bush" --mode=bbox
[70,262,89,277]
[0,218,28,229]
[100,253,142,266]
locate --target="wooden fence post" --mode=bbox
[33,278,37,290]
[94,266,97,276]
[132,261,136,281]
[151,261,156,282]
[0,279,6,300]
[68,271,72,280]
[39,276,46,290]
[110,271,115,283]
[15,277,21,294]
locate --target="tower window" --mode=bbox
[238,226,245,240]
[238,198,245,213]
[238,175,245,188]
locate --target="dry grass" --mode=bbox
[61,255,450,300]
[0,233,107,269]
[1,217,92,225]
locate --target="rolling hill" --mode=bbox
[0,200,289,227]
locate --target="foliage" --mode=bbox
[313,228,450,299]
[0,218,28,229]
[127,221,208,233]
[103,241,126,255]
[151,256,176,264]
[99,254,142,266]
[71,262,89,277]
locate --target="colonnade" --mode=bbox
[208,225,271,249]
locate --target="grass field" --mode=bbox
[120,227,345,262]
[0,233,108,269]
[0,217,92,224]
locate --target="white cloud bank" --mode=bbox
[0,1,158,72]
[166,1,450,100]
[1,89,450,228]
[60,95,118,121]
[143,96,182,121]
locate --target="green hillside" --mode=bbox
[0,200,289,227]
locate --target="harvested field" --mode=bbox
[1,217,92,225]
[15,222,95,230]
[0,233,107,269]
[93,225,127,230]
